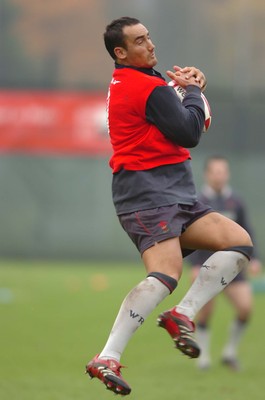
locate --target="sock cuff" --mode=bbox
[147,272,178,294]
[236,317,248,326]
[222,245,253,260]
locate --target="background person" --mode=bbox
[188,155,262,370]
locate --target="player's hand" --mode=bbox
[167,65,207,91]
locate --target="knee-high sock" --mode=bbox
[99,276,170,361]
[196,324,211,368]
[176,251,248,320]
[222,319,248,359]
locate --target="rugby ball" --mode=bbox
[168,80,212,132]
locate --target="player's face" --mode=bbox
[115,23,157,68]
[205,160,230,192]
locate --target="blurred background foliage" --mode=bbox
[0,0,264,260]
[1,0,264,92]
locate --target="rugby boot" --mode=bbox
[86,354,131,396]
[157,308,200,358]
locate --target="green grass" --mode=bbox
[0,260,264,400]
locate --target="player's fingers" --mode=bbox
[166,70,198,88]
[179,66,195,76]
[166,71,184,86]
[180,66,205,83]
[182,67,207,91]
[166,70,180,80]
[173,65,182,72]
[201,80,207,92]
[196,73,207,91]
[166,70,187,83]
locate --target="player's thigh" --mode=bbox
[142,237,183,280]
[224,281,253,315]
[180,212,252,251]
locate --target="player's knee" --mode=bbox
[216,226,253,255]
[238,305,252,321]
[223,245,253,261]
[240,229,253,247]
[222,226,253,260]
[229,226,253,248]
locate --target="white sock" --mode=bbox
[222,319,247,359]
[176,251,248,320]
[196,325,211,368]
[99,276,170,361]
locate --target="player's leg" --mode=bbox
[87,262,175,395]
[87,205,185,395]
[92,203,208,369]
[221,276,252,370]
[143,238,201,358]
[191,266,215,369]
[180,211,252,252]
[87,204,190,394]
[96,237,181,361]
[176,212,253,320]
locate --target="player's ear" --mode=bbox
[114,47,127,60]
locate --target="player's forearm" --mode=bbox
[146,86,205,147]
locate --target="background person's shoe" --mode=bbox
[221,356,241,371]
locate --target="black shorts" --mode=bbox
[118,201,213,256]
[231,269,247,282]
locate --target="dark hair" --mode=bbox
[103,17,140,60]
[204,155,229,170]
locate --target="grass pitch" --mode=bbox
[0,259,264,400]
